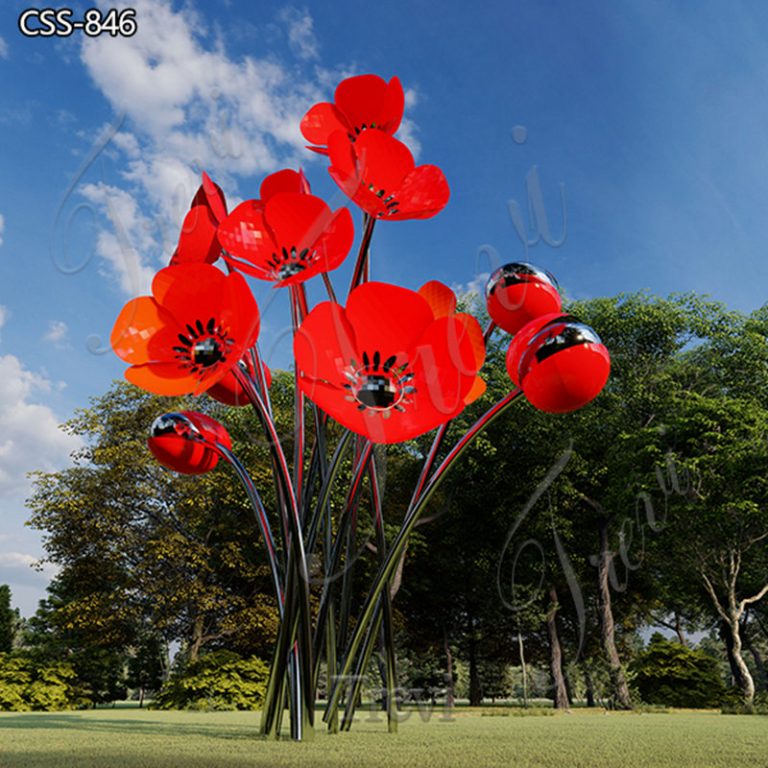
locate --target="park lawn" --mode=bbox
[0,707,767,768]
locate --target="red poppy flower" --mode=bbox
[301,74,404,154]
[171,172,228,266]
[485,263,562,335]
[218,190,354,286]
[506,315,610,413]
[111,263,260,396]
[294,282,483,444]
[207,357,272,407]
[148,411,231,474]
[328,131,449,221]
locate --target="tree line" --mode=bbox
[3,291,767,711]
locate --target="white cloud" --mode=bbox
[0,552,36,569]
[43,320,69,345]
[0,552,57,594]
[280,7,319,61]
[0,305,7,332]
[77,0,336,295]
[0,354,82,497]
[0,36,8,60]
[80,182,157,295]
[451,272,490,303]
[0,213,5,246]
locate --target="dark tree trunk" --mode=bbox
[518,632,528,707]
[468,620,482,706]
[583,666,596,708]
[444,629,455,708]
[675,615,686,646]
[189,615,204,663]
[597,518,632,709]
[546,586,570,709]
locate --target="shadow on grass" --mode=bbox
[0,713,265,742]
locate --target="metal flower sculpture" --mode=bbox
[110,72,610,741]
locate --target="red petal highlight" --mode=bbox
[300,102,348,146]
[418,280,457,319]
[111,298,174,365]
[294,302,357,384]
[389,165,450,220]
[218,201,275,266]
[260,169,312,201]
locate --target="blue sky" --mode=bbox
[2,0,768,615]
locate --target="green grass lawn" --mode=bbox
[1,707,767,768]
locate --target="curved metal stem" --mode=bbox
[212,442,283,613]
[324,389,523,722]
[348,214,376,294]
[233,365,315,738]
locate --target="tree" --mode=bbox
[0,585,19,653]
[631,633,725,708]
[26,381,282,681]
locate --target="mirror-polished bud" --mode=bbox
[148,410,231,474]
[510,317,610,413]
[485,262,562,335]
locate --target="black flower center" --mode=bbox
[366,184,400,217]
[341,350,416,418]
[193,337,224,367]
[265,246,317,282]
[347,122,377,141]
[173,317,236,379]
[356,375,397,409]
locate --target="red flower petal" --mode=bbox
[112,297,175,364]
[201,171,228,222]
[260,169,312,202]
[126,362,208,396]
[174,204,220,264]
[301,102,349,146]
[217,201,275,268]
[353,131,414,193]
[151,264,228,324]
[411,316,479,416]
[388,165,450,221]
[464,376,487,405]
[294,301,357,384]
[455,314,486,370]
[335,75,390,134]
[264,193,336,253]
[345,282,434,360]
[381,76,405,134]
[418,281,457,319]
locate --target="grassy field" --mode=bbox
[1,707,767,768]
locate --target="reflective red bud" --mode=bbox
[513,318,610,413]
[148,411,231,474]
[486,263,562,335]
